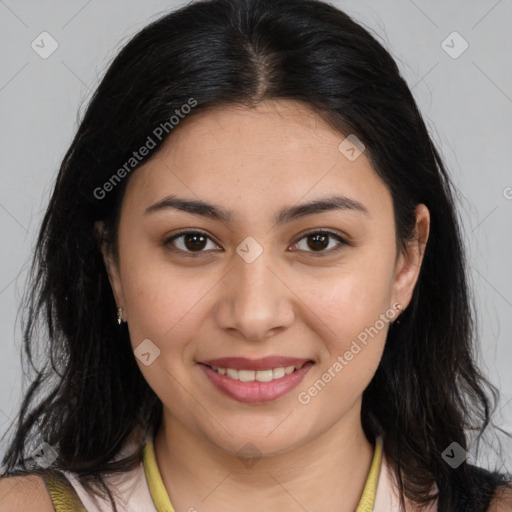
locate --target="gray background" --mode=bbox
[1,0,511,468]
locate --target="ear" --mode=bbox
[94,220,125,310]
[391,204,430,311]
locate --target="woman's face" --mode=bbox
[101,99,429,456]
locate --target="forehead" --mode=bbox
[122,100,393,221]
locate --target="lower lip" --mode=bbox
[198,362,314,403]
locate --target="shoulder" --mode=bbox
[0,474,54,512]
[487,486,512,512]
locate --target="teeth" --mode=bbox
[239,370,255,382]
[210,363,307,382]
[272,367,285,379]
[256,369,274,382]
[226,368,238,380]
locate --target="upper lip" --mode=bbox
[199,356,312,370]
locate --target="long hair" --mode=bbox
[2,0,511,510]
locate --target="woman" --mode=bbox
[1,0,511,510]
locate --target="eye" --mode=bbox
[164,230,221,255]
[163,229,348,257]
[291,230,347,256]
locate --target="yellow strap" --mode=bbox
[144,434,383,512]
[143,435,176,512]
[356,436,383,512]
[43,472,88,512]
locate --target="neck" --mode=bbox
[153,400,375,512]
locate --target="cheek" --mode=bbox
[293,252,395,400]
[121,264,210,403]
[300,258,394,339]
[120,253,220,357]
[296,272,392,411]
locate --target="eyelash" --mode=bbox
[163,229,348,258]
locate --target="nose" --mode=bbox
[214,247,296,341]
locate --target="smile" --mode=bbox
[198,358,314,403]
[209,362,308,382]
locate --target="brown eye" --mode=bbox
[183,233,207,251]
[165,231,220,254]
[293,230,347,255]
[306,233,329,251]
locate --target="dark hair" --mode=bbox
[2,0,511,510]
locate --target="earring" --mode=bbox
[117,307,123,325]
[394,303,403,324]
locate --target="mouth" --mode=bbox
[197,357,314,403]
[201,361,310,382]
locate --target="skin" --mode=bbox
[98,99,430,512]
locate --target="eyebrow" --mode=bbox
[145,194,368,225]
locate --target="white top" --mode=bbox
[63,428,438,511]
[64,426,156,512]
